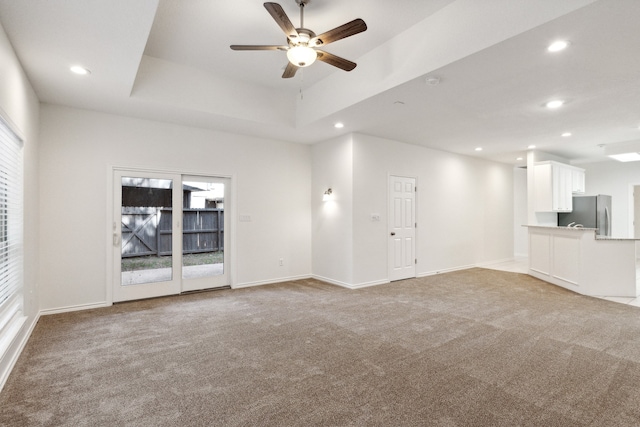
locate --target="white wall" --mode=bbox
[352,134,514,283]
[514,167,528,257]
[38,104,311,311]
[581,160,640,237]
[311,135,354,286]
[311,133,514,288]
[0,21,40,388]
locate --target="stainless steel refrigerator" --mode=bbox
[557,195,612,236]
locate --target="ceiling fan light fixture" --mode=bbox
[287,45,317,67]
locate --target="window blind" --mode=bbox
[0,116,23,357]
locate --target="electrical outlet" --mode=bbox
[279,258,284,266]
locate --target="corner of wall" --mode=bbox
[311,134,355,285]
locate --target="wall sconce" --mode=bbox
[323,188,333,202]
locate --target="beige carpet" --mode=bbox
[2,268,640,426]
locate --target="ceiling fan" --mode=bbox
[230,0,367,78]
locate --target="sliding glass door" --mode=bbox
[181,175,229,292]
[112,170,230,302]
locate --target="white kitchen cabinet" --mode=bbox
[526,226,639,298]
[534,161,583,212]
[571,167,585,194]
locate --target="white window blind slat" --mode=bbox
[0,115,23,354]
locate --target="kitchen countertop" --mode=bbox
[524,225,640,240]
[523,225,597,231]
[595,236,640,241]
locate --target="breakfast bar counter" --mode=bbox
[525,225,640,297]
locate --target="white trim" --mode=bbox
[232,274,312,289]
[106,164,114,304]
[311,275,390,290]
[0,312,37,393]
[0,105,26,142]
[349,279,390,289]
[107,166,237,303]
[475,257,516,268]
[417,264,476,277]
[39,302,111,316]
[629,182,640,238]
[311,275,353,289]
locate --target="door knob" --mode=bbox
[390,232,396,236]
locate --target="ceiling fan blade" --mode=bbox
[316,50,357,72]
[282,62,299,79]
[310,19,367,47]
[230,45,288,51]
[264,2,299,40]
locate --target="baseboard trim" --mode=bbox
[417,264,476,277]
[40,301,112,316]
[0,312,39,393]
[311,275,352,289]
[475,257,515,268]
[232,274,312,289]
[349,279,390,289]
[311,275,390,290]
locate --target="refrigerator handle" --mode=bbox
[604,206,610,236]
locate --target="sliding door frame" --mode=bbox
[106,166,235,304]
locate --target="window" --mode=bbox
[0,116,24,359]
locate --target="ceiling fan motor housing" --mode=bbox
[288,28,316,47]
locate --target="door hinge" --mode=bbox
[415,259,417,264]
[415,186,417,192]
[415,222,417,228]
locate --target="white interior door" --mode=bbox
[181,175,230,292]
[113,170,182,302]
[389,175,416,281]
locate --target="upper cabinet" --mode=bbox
[570,167,585,194]
[534,161,585,212]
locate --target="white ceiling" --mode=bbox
[1,0,639,165]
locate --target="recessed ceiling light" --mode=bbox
[334,122,344,129]
[545,100,564,109]
[561,132,572,137]
[474,147,482,152]
[547,40,569,52]
[70,65,91,75]
[528,145,536,149]
[425,76,440,85]
[516,157,523,161]
[608,153,640,162]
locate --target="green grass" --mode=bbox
[121,251,223,272]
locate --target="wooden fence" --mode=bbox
[121,207,223,258]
